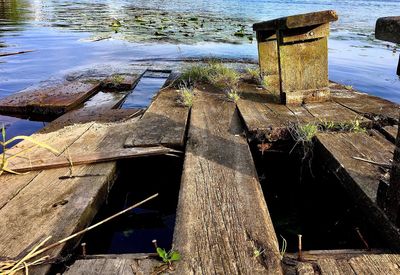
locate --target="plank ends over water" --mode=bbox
[173,90,282,274]
[124,88,189,149]
[0,81,101,116]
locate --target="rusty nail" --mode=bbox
[297,234,302,261]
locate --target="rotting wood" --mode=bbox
[124,87,190,149]
[0,81,101,116]
[315,131,400,249]
[6,146,175,173]
[101,74,142,91]
[173,89,283,274]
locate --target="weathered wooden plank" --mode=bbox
[124,88,189,148]
[101,74,142,91]
[349,254,400,275]
[315,131,400,249]
[253,10,338,31]
[173,89,282,274]
[330,83,400,123]
[42,108,143,133]
[6,146,174,173]
[0,81,100,116]
[317,258,356,275]
[64,257,166,275]
[304,101,371,125]
[0,116,147,274]
[296,262,315,275]
[0,122,94,210]
[380,125,398,143]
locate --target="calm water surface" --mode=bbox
[0,0,399,129]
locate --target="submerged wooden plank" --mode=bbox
[173,90,282,274]
[124,88,189,148]
[315,131,400,249]
[0,81,100,116]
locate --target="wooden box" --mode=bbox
[253,10,338,105]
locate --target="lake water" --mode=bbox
[0,0,399,136]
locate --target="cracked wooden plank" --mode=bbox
[173,89,282,274]
[124,88,190,149]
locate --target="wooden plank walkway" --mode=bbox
[124,87,190,149]
[330,83,400,123]
[237,82,370,140]
[0,81,100,116]
[315,131,400,248]
[172,89,283,274]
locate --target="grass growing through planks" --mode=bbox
[320,119,366,133]
[179,85,194,107]
[111,74,125,84]
[179,62,240,90]
[0,126,60,176]
[227,89,240,102]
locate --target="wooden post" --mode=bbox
[375,16,400,76]
[385,120,400,225]
[253,10,338,105]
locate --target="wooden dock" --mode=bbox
[0,64,400,274]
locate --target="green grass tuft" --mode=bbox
[179,86,194,107]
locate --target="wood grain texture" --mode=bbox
[349,254,400,274]
[0,81,100,116]
[330,83,400,123]
[124,88,190,148]
[304,101,370,125]
[64,257,166,275]
[173,89,282,274]
[0,117,148,274]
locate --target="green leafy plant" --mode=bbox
[246,67,260,81]
[344,85,353,90]
[156,247,181,267]
[0,126,60,176]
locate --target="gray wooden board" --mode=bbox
[172,89,283,274]
[124,88,190,149]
